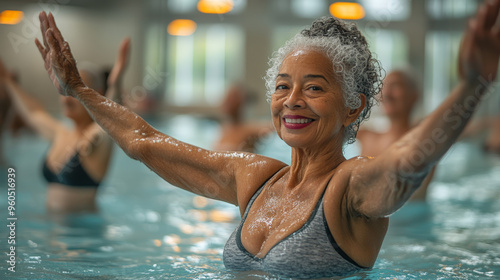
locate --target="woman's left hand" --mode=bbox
[459,0,500,84]
[35,11,85,96]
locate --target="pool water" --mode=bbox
[1,115,500,279]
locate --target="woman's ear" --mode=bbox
[343,94,367,127]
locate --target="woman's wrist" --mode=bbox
[460,75,492,96]
[68,82,92,98]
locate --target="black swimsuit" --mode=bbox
[42,152,100,187]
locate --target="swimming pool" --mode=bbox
[1,115,499,279]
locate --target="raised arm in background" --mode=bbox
[105,37,130,104]
[0,58,61,140]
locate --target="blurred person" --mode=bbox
[0,38,130,213]
[0,72,30,166]
[357,69,435,201]
[214,83,273,152]
[460,113,500,155]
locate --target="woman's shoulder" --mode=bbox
[328,156,376,191]
[339,155,375,171]
[234,155,287,213]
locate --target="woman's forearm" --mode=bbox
[71,85,246,203]
[104,83,122,105]
[72,85,148,158]
[395,79,490,175]
[4,77,47,127]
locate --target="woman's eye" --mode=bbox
[308,86,322,91]
[276,85,288,90]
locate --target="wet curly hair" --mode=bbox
[264,16,384,144]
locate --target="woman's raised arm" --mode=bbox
[0,58,61,141]
[105,37,130,104]
[34,12,285,205]
[347,0,500,218]
[80,37,131,156]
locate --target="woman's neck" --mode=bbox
[288,138,345,187]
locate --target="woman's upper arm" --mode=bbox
[345,152,430,218]
[134,130,286,205]
[30,110,61,141]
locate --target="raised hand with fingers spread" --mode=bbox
[35,11,85,96]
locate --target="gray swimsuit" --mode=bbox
[223,174,367,279]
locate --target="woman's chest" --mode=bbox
[46,132,83,169]
[240,188,320,258]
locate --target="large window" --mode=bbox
[291,0,327,18]
[427,0,477,19]
[363,29,408,73]
[424,31,461,112]
[165,24,244,106]
[360,0,410,21]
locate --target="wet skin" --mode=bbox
[358,71,433,201]
[34,0,500,271]
[242,49,386,266]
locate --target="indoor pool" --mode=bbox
[1,115,499,279]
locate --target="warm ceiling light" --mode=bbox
[197,0,233,14]
[329,2,365,20]
[167,19,197,36]
[0,10,24,25]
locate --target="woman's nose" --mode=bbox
[283,87,305,109]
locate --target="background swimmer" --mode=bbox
[214,83,273,152]
[0,38,130,213]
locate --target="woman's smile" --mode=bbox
[271,49,349,148]
[283,115,315,129]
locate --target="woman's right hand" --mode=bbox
[35,11,85,97]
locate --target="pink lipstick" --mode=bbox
[282,115,315,129]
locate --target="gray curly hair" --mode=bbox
[264,16,384,144]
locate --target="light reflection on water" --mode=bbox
[1,116,499,279]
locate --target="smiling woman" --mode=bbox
[271,50,363,149]
[265,17,383,144]
[33,0,500,277]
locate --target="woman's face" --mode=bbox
[270,49,355,149]
[382,71,417,118]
